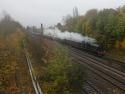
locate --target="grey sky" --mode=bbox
[0,0,125,27]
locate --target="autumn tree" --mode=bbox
[63,5,125,50]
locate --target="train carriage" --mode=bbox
[64,40,105,56]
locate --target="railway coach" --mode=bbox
[63,39,105,56]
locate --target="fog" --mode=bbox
[0,0,125,27]
[44,28,96,43]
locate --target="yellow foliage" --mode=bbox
[115,39,125,49]
[121,39,125,48]
[0,37,6,48]
[6,28,25,51]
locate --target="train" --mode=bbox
[58,39,105,56]
[44,35,105,56]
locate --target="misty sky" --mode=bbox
[0,0,125,27]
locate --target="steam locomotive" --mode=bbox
[44,35,105,56]
[61,39,105,56]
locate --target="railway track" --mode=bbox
[71,49,125,78]
[82,81,102,94]
[70,48,125,93]
[24,48,43,94]
[70,46,125,72]
[103,56,125,72]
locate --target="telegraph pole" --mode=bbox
[41,24,43,35]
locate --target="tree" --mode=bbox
[0,13,26,93]
[42,45,87,94]
[56,23,63,31]
[63,5,125,50]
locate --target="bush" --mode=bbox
[42,44,87,94]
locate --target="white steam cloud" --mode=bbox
[44,28,96,43]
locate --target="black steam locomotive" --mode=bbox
[61,39,105,56]
[45,35,105,56]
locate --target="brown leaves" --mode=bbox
[6,28,25,51]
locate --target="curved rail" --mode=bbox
[71,49,125,92]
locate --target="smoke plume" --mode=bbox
[44,28,96,43]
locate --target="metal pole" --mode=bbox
[41,24,43,35]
